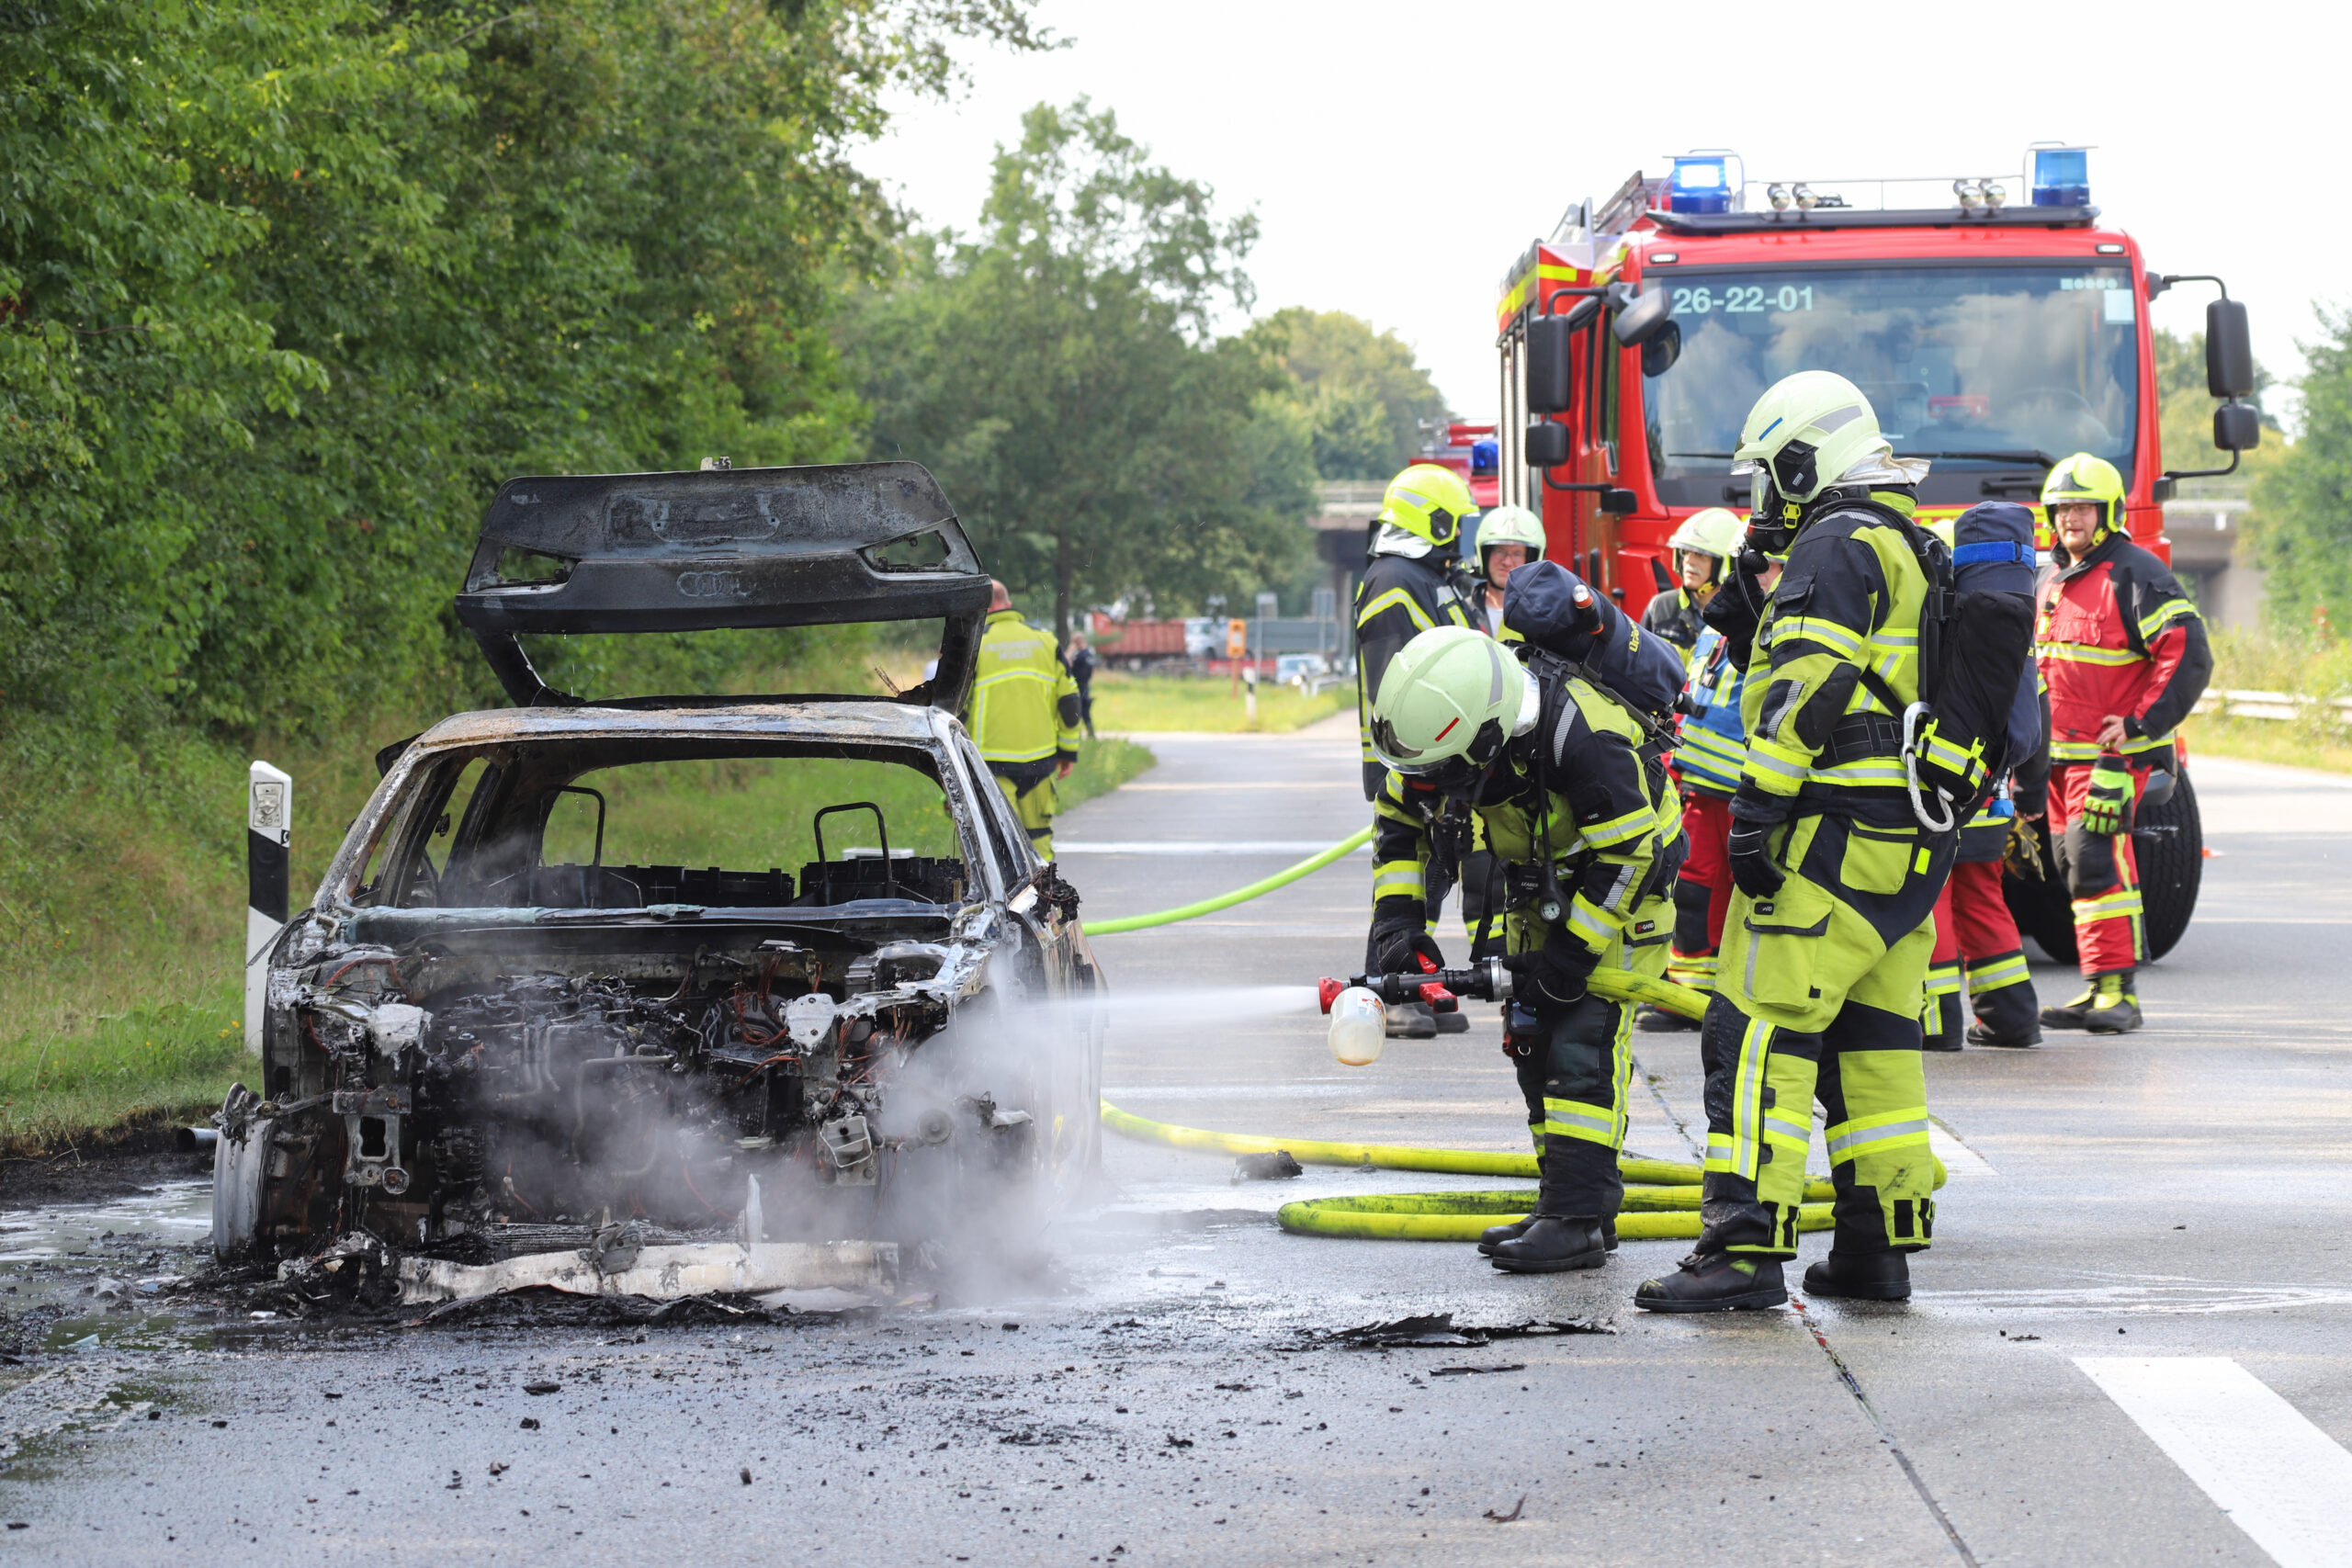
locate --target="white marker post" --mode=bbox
[245,761,292,1056]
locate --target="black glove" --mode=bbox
[1727,821,1786,900]
[1700,549,1772,665]
[1726,782,1792,901]
[1505,933,1598,1018]
[1367,902,1443,976]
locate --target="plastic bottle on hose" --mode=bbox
[1327,987,1385,1066]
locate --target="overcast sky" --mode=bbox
[859,0,2341,428]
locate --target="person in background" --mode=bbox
[1641,507,1746,662]
[1643,554,1780,1033]
[2030,454,2211,1034]
[971,581,1082,859]
[1470,504,1547,637]
[1453,503,1549,964]
[1068,633,1098,739]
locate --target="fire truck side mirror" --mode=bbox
[1611,287,1675,347]
[2204,299,2254,400]
[1524,420,1570,468]
[1526,316,1574,413]
[1640,321,1682,378]
[2212,402,2260,453]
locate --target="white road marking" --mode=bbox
[1056,840,1373,855]
[1938,1282,2352,1317]
[2077,1356,2352,1568]
[1928,1119,1998,1178]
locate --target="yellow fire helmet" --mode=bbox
[1667,506,1745,561]
[2041,452,2126,542]
[1368,626,1538,777]
[1472,503,1546,580]
[1377,463,1477,549]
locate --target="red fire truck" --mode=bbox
[1492,147,2258,962]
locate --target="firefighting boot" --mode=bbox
[2083,971,2143,1034]
[2040,983,2098,1031]
[1488,1215,1609,1274]
[1476,1217,1533,1255]
[1968,979,2042,1047]
[1634,1250,1786,1313]
[1801,1250,1911,1302]
[1480,1215,1622,1257]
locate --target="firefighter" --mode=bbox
[1641,507,1746,660]
[2031,454,2211,1034]
[1365,626,1676,1273]
[1634,372,1951,1313]
[1921,767,2048,1049]
[1472,504,1547,637]
[1457,504,1549,955]
[1919,515,2050,1051]
[1352,464,1478,801]
[971,581,1083,860]
[1645,619,1746,1032]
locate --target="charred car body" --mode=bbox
[213,463,1101,1296]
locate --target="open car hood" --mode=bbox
[454,462,989,710]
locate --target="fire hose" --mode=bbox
[1078,827,1942,1239]
[1102,967,1944,1242]
[1079,827,1374,935]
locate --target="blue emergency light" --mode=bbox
[1669,155,1734,215]
[2030,146,2089,208]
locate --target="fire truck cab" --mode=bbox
[1493,147,2258,962]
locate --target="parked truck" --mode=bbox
[1491,146,2258,962]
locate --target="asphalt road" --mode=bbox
[5,715,2351,1567]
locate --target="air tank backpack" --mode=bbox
[1500,559,1687,743]
[1893,501,2041,830]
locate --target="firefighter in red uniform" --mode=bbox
[2031,455,2211,1033]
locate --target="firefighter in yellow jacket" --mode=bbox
[971,581,1083,859]
[1635,372,1952,1314]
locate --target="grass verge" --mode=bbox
[2186,722,2352,776]
[2184,629,2352,776]
[1089,671,1349,733]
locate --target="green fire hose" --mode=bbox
[1081,827,1942,1239]
[1080,827,1374,935]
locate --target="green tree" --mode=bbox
[0,0,1044,734]
[2254,308,2352,633]
[1257,308,1451,479]
[850,100,1315,640]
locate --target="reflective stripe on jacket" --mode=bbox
[1671,626,1747,800]
[2036,534,2212,763]
[972,609,1082,766]
[1738,494,1933,817]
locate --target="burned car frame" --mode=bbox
[213,463,1102,1304]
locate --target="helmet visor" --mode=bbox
[1371,714,1508,779]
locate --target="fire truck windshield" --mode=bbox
[1642,263,2140,507]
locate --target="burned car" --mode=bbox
[214,463,1102,1303]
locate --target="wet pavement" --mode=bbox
[1,720,2348,1565]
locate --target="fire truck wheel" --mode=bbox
[2004,835,2077,966]
[2003,768,2204,966]
[2134,767,2203,963]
